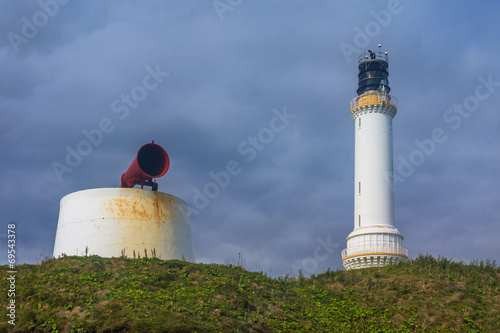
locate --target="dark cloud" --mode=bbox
[1,1,499,275]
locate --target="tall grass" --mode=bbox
[0,254,498,332]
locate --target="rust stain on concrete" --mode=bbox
[103,194,171,223]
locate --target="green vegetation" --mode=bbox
[0,254,498,332]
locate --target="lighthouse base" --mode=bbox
[342,253,407,270]
[341,225,408,270]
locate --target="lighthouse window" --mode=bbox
[358,215,361,227]
[358,118,361,128]
[358,182,361,194]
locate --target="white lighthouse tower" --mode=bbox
[342,46,408,270]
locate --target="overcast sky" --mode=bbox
[1,0,499,276]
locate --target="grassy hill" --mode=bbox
[0,254,498,332]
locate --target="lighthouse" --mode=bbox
[342,46,408,270]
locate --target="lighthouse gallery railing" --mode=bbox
[342,244,408,259]
[350,91,398,112]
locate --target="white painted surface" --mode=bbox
[53,188,195,262]
[343,96,407,270]
[354,106,395,229]
[343,253,405,270]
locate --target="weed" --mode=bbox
[0,255,498,332]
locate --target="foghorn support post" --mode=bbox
[120,141,170,191]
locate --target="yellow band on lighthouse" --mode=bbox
[350,91,398,113]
